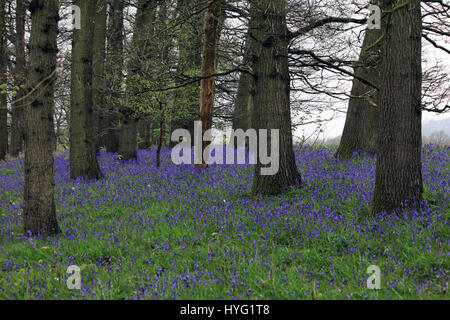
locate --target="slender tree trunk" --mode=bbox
[135,1,158,151]
[10,0,26,157]
[70,0,102,180]
[232,2,257,150]
[119,116,139,160]
[23,0,60,235]
[372,0,423,214]
[93,0,107,150]
[119,0,158,160]
[232,3,257,134]
[196,0,221,168]
[104,0,124,153]
[171,0,204,144]
[138,118,153,149]
[250,0,301,196]
[156,103,164,168]
[335,24,381,159]
[0,0,6,161]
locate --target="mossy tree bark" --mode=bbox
[371,0,423,214]
[335,23,381,159]
[70,0,103,180]
[10,0,26,157]
[250,0,301,196]
[23,0,60,235]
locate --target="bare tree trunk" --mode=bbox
[119,0,158,160]
[232,2,257,150]
[196,0,221,168]
[156,103,164,168]
[0,0,6,161]
[250,0,301,196]
[171,0,204,145]
[119,116,138,160]
[10,0,26,157]
[70,0,102,180]
[23,0,60,235]
[136,0,158,150]
[104,0,124,153]
[93,0,107,150]
[232,2,257,134]
[335,23,381,159]
[372,0,423,214]
[138,118,153,149]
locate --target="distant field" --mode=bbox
[0,145,448,299]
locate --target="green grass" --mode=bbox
[0,147,448,300]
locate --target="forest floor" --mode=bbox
[0,145,448,299]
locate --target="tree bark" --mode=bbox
[232,2,258,150]
[196,0,221,168]
[0,0,7,161]
[119,0,158,160]
[104,0,124,153]
[93,0,107,150]
[232,3,257,134]
[119,116,138,160]
[70,0,102,180]
[372,0,423,214]
[10,0,26,157]
[138,118,153,149]
[335,23,381,159]
[23,0,60,235]
[171,0,204,145]
[250,0,301,196]
[156,103,164,168]
[136,1,158,150]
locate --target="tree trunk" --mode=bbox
[119,116,138,160]
[104,0,124,153]
[23,0,60,235]
[136,1,158,150]
[372,0,423,214]
[156,107,164,168]
[93,0,107,150]
[10,0,26,157]
[138,118,153,149]
[250,0,301,196]
[171,0,204,144]
[196,0,221,168]
[0,0,7,161]
[232,2,257,150]
[335,23,381,159]
[70,0,102,180]
[232,3,257,134]
[119,0,157,160]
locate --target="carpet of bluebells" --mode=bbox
[0,145,448,300]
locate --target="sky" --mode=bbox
[294,21,450,142]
